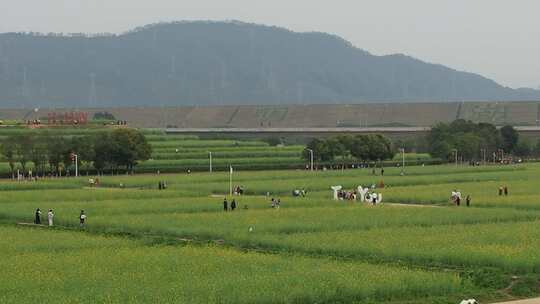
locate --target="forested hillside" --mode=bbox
[0,21,538,108]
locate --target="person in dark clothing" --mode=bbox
[223,198,228,211]
[504,186,508,196]
[231,199,237,211]
[34,208,41,225]
[466,195,471,207]
[158,181,162,190]
[456,196,461,206]
[498,187,503,196]
[381,168,385,176]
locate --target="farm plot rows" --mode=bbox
[0,129,310,174]
[1,163,540,303]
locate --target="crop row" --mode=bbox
[149,139,269,148]
[150,150,302,160]
[0,226,468,304]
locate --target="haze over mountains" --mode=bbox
[0,21,538,108]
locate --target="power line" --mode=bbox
[88,73,97,108]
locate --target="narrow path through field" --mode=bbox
[492,298,540,304]
[385,202,443,208]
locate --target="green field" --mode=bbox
[1,162,540,303]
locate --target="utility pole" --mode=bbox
[89,73,97,108]
[229,166,233,196]
[71,153,79,177]
[452,149,458,166]
[208,151,213,173]
[400,148,405,175]
[306,149,314,171]
[481,148,487,165]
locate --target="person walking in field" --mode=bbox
[223,198,228,211]
[466,195,471,207]
[380,167,385,176]
[504,186,508,196]
[231,199,237,211]
[79,210,87,227]
[34,208,41,225]
[47,209,54,227]
[498,186,503,196]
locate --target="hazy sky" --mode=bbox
[1,0,539,89]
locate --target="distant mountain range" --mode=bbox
[0,21,539,108]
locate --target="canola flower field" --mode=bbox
[2,162,540,303]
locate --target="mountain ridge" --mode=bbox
[0,20,538,108]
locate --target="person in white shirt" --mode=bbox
[79,210,87,227]
[47,209,54,227]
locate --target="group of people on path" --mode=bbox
[270,198,281,208]
[371,168,385,176]
[158,181,167,190]
[292,189,307,197]
[498,185,509,196]
[223,198,239,211]
[233,185,244,196]
[222,197,283,211]
[88,178,100,187]
[34,208,54,226]
[34,209,87,227]
[450,185,510,207]
[331,185,382,205]
[450,190,471,207]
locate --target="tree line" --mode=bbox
[303,120,540,165]
[0,129,151,177]
[427,120,539,161]
[303,134,394,162]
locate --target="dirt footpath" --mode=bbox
[492,298,540,304]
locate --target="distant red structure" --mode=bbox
[47,112,89,125]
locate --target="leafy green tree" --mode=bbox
[429,140,452,161]
[427,120,517,162]
[92,132,116,173]
[476,123,501,152]
[92,129,151,173]
[110,129,152,171]
[30,136,49,175]
[326,137,348,160]
[14,135,33,173]
[47,136,68,175]
[1,137,18,178]
[534,140,540,158]
[514,140,531,158]
[500,125,519,153]
[454,133,482,161]
[303,138,335,162]
[349,134,394,161]
[69,136,96,175]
